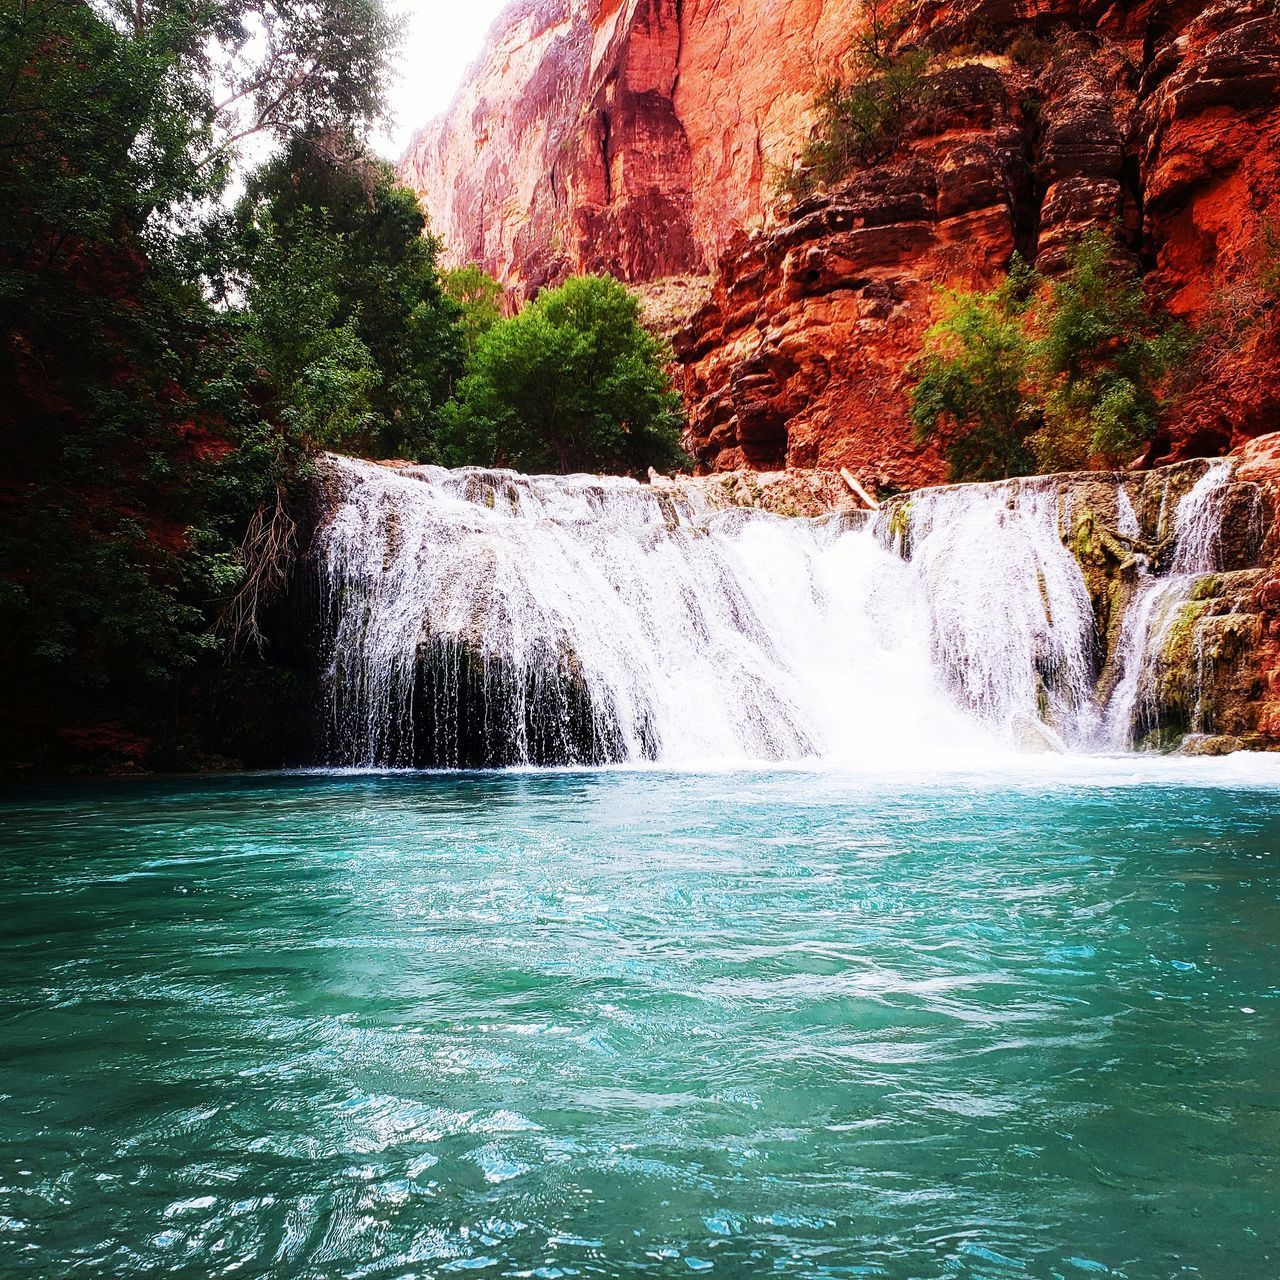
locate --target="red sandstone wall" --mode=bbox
[400,0,876,294]
[400,0,1280,486]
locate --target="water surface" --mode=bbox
[1,766,1278,1277]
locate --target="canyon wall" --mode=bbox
[400,0,875,296]
[401,0,1280,486]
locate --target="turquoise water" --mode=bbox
[1,767,1278,1279]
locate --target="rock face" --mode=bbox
[1228,432,1280,745]
[401,0,875,297]
[677,1,1280,479]
[401,0,700,296]
[1091,432,1280,753]
[674,61,1029,481]
[658,466,868,517]
[403,0,1280,484]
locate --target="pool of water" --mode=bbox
[1,764,1278,1278]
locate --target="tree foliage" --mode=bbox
[447,276,687,476]
[443,265,505,356]
[231,133,464,459]
[2,1,243,731]
[908,261,1038,482]
[0,0,409,768]
[98,0,396,174]
[910,234,1188,481]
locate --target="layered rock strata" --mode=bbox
[403,0,1280,484]
[677,1,1280,476]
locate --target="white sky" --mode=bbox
[375,0,513,159]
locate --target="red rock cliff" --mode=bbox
[401,0,1280,485]
[400,0,877,295]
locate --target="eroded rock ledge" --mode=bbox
[654,467,867,517]
[675,0,1280,479]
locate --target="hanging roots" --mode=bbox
[218,483,298,654]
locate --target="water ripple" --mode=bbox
[0,768,1278,1277]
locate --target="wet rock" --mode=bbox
[660,467,869,517]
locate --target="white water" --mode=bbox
[894,481,1098,748]
[1101,459,1234,748]
[314,456,1247,767]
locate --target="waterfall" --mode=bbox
[1100,459,1234,749]
[883,480,1098,748]
[314,455,1248,768]
[316,457,980,766]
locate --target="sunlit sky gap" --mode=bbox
[92,0,510,167]
[376,0,512,159]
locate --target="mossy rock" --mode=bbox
[1180,733,1269,756]
[884,499,913,557]
[1135,722,1188,754]
[1135,461,1211,545]
[1067,508,1110,608]
[1189,573,1222,602]
[1064,502,1140,657]
[1217,483,1266,570]
[1160,598,1211,670]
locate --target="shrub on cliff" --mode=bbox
[777,1,928,201]
[1032,234,1189,471]
[910,234,1188,480]
[446,275,687,476]
[908,261,1039,481]
[1194,218,1280,378]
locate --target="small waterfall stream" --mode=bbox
[1100,460,1233,748]
[314,454,1255,767]
[890,481,1098,749]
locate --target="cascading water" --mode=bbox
[886,479,1099,748]
[315,457,1118,767]
[1100,459,1238,748]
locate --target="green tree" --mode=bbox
[241,216,381,449]
[443,265,505,356]
[909,260,1038,481]
[2,1,231,739]
[910,235,1187,480]
[232,133,464,458]
[101,0,395,181]
[448,276,687,475]
[0,0,399,767]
